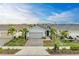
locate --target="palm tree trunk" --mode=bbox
[24,32,27,40]
[53,35,58,53]
[25,34,26,40]
[54,44,57,52]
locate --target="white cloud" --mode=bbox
[0,4,79,24]
[47,8,79,24]
[0,4,40,24]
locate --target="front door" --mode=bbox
[46,30,49,36]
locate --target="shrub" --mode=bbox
[60,36,64,39]
[42,37,46,39]
[64,40,73,43]
[71,46,79,50]
[76,35,79,38]
[0,48,3,53]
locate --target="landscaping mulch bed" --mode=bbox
[43,40,53,46]
[0,48,21,54]
[46,49,79,55]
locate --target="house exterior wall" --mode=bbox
[69,31,79,38]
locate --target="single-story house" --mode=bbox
[27,26,50,39]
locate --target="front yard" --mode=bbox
[4,37,28,46]
[0,48,21,54]
[43,38,79,54]
[64,40,79,50]
[43,39,79,48]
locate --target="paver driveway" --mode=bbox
[25,39,43,46]
[15,38,50,55]
[15,46,50,56]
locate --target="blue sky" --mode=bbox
[0,3,79,24]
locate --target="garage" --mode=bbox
[29,32,44,39]
[27,26,46,39]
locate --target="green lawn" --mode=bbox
[43,38,79,50]
[64,41,79,49]
[4,37,28,46]
[64,41,79,46]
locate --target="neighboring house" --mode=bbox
[0,31,12,39]
[13,31,22,38]
[0,24,28,39]
[68,31,79,40]
[27,26,50,39]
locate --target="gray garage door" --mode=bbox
[29,32,43,39]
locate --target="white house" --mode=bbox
[27,26,49,39]
[13,31,22,38]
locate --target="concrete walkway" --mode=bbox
[25,39,43,46]
[15,46,50,56]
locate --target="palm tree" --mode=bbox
[19,28,29,39]
[50,27,58,52]
[7,26,16,39]
[50,27,57,39]
[60,30,69,45]
[60,30,69,39]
